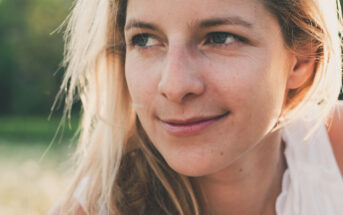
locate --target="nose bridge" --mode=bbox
[167,44,189,74]
[158,43,205,103]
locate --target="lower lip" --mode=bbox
[161,113,229,136]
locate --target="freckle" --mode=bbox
[220,152,224,156]
[239,168,243,172]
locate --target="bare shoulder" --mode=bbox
[47,201,86,215]
[328,101,343,174]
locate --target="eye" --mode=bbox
[205,32,241,46]
[129,33,159,48]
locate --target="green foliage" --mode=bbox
[0,0,72,115]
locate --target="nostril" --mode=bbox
[183,92,195,100]
[158,75,206,103]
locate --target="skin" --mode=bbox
[328,102,343,174]
[48,105,343,215]
[125,0,292,178]
[49,0,343,214]
[123,0,319,214]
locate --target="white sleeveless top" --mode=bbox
[277,118,343,215]
[75,118,343,214]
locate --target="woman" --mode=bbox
[50,0,343,214]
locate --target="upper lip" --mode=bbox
[159,112,229,125]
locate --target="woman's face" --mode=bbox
[124,0,295,176]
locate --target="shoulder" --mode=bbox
[328,101,343,144]
[327,101,343,174]
[47,202,86,215]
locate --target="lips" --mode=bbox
[159,112,230,136]
[162,112,229,125]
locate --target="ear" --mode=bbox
[286,53,316,89]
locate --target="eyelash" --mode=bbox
[204,32,245,46]
[127,32,246,50]
[128,33,156,49]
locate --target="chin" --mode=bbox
[164,153,223,177]
[170,165,211,177]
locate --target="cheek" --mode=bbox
[204,56,266,103]
[205,54,287,123]
[125,54,161,119]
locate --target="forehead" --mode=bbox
[125,0,270,29]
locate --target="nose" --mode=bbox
[158,45,205,103]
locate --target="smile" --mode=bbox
[159,112,230,136]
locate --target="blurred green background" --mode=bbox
[0,0,343,214]
[0,0,78,214]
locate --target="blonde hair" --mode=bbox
[58,0,342,214]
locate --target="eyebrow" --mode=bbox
[197,17,253,29]
[125,20,159,31]
[125,16,253,32]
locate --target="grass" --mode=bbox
[0,115,79,215]
[0,115,79,141]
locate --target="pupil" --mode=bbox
[133,34,148,46]
[212,33,228,44]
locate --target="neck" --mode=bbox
[191,131,287,215]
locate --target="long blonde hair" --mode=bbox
[58,0,342,214]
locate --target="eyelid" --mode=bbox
[126,31,250,50]
[128,33,161,49]
[204,32,245,46]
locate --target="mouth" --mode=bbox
[159,112,230,136]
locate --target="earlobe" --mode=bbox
[286,54,316,89]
